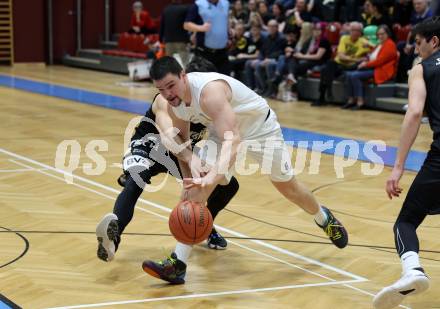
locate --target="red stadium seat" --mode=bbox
[326,22,341,46]
[118,32,130,50]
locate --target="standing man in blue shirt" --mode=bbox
[184,0,230,75]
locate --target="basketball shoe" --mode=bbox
[315,206,348,249]
[96,213,120,262]
[207,228,227,250]
[142,252,187,284]
[373,268,430,309]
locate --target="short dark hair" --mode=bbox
[185,56,217,73]
[411,16,440,43]
[377,24,392,38]
[149,56,183,81]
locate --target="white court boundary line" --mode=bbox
[44,280,361,309]
[1,148,411,309]
[1,148,364,281]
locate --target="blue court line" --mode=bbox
[0,74,427,172]
[0,74,150,115]
[0,302,12,309]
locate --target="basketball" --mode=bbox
[169,200,213,245]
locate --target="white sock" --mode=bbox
[401,251,421,274]
[314,206,328,226]
[174,242,192,264]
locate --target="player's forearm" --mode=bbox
[160,129,193,163]
[394,111,422,169]
[178,159,192,178]
[214,133,240,178]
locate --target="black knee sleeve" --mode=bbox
[113,172,151,235]
[206,176,239,219]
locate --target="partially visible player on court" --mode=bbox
[95,57,240,266]
[373,17,440,309]
[142,56,349,284]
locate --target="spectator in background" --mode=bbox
[160,0,190,66]
[361,0,391,28]
[184,0,230,74]
[129,1,156,35]
[245,0,261,29]
[245,19,286,93]
[272,2,286,32]
[290,22,332,88]
[231,0,249,25]
[313,22,370,106]
[391,0,412,26]
[258,1,274,29]
[410,0,433,25]
[343,25,397,110]
[267,27,300,97]
[396,0,433,81]
[285,0,313,31]
[229,23,263,81]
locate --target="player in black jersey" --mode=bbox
[95,57,240,266]
[373,17,440,309]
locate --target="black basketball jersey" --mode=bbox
[422,50,440,149]
[131,94,207,148]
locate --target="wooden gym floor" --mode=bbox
[0,65,439,309]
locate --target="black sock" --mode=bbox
[207,176,239,221]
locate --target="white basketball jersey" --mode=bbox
[171,72,275,139]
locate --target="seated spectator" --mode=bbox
[272,2,286,32]
[231,0,249,25]
[128,1,156,35]
[245,0,261,29]
[258,1,274,27]
[410,0,433,25]
[343,25,398,110]
[361,0,391,28]
[391,0,412,26]
[267,27,300,97]
[396,0,433,81]
[244,19,286,93]
[229,22,262,81]
[313,21,371,106]
[285,0,313,31]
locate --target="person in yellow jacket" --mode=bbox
[312,22,371,106]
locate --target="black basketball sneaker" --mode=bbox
[315,206,348,249]
[207,228,227,250]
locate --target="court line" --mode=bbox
[45,280,362,309]
[5,152,413,309]
[8,158,344,281]
[2,149,365,281]
[9,159,362,302]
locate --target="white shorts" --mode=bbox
[197,109,295,182]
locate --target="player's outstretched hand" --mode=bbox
[386,166,404,199]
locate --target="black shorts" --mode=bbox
[122,138,182,181]
[402,147,440,215]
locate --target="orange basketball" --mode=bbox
[169,200,213,245]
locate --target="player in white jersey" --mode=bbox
[142,56,348,284]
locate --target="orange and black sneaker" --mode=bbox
[316,206,348,249]
[142,253,187,284]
